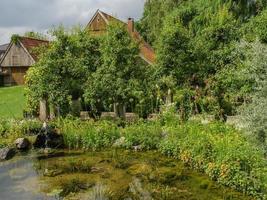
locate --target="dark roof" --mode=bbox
[0,43,9,52]
[19,37,49,60]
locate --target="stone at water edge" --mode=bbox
[33,131,64,149]
[33,133,46,148]
[14,138,31,150]
[0,147,16,161]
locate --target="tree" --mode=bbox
[25,26,101,118]
[84,23,151,118]
[156,13,192,86]
[138,0,183,46]
[243,9,267,43]
[239,40,267,152]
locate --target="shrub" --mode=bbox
[57,118,120,150]
[0,119,41,148]
[159,121,267,199]
[122,121,162,150]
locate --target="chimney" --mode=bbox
[128,18,134,32]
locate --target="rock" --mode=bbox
[33,129,64,149]
[14,138,31,150]
[33,133,46,148]
[0,148,16,161]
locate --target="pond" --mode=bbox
[0,149,254,200]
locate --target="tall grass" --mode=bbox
[55,118,120,150]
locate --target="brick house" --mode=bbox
[86,9,155,64]
[0,37,48,86]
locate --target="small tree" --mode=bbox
[84,23,149,118]
[25,26,101,118]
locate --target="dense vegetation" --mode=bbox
[136,0,267,151]
[0,113,266,198]
[5,1,265,198]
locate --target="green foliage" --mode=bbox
[159,121,267,198]
[139,0,266,46]
[243,9,267,43]
[0,119,42,136]
[122,121,162,150]
[11,34,21,45]
[25,26,101,115]
[0,119,40,148]
[84,23,152,117]
[156,16,192,86]
[56,115,266,198]
[138,0,183,46]
[55,118,120,150]
[239,40,267,152]
[138,0,267,119]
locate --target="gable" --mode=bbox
[88,12,109,34]
[86,10,156,64]
[0,42,35,67]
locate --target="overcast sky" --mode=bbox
[0,0,145,44]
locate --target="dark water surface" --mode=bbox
[0,150,254,200]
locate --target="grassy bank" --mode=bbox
[0,86,25,119]
[0,117,266,199]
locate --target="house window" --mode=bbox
[12,55,19,66]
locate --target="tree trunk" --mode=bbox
[114,103,126,119]
[39,99,49,121]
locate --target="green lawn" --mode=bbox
[0,86,26,119]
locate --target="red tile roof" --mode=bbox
[19,37,49,61]
[130,29,155,64]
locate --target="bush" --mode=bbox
[56,118,120,150]
[0,119,42,148]
[159,121,267,199]
[122,121,162,150]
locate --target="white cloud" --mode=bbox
[0,0,145,43]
